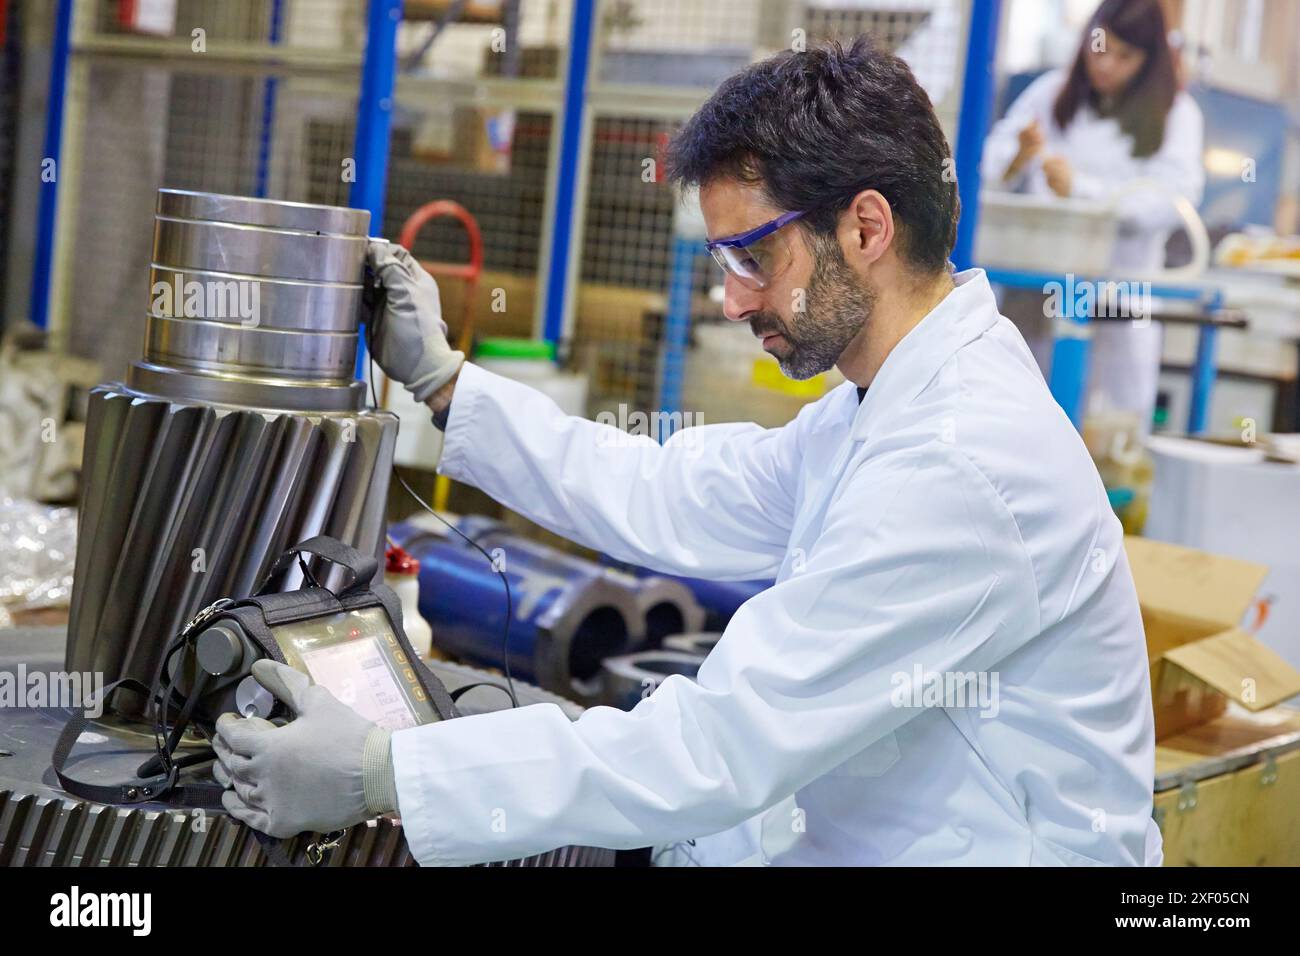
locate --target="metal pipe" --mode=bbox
[392,520,641,699]
[600,651,705,711]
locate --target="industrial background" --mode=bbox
[2,0,1300,868]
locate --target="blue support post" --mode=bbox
[254,0,286,198]
[1047,296,1091,430]
[951,0,1002,270]
[659,237,706,441]
[29,0,74,330]
[540,0,596,344]
[350,0,403,376]
[1187,291,1224,435]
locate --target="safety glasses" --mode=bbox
[705,209,806,291]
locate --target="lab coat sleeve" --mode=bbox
[391,439,1042,866]
[981,70,1064,193]
[435,361,804,580]
[1071,92,1205,233]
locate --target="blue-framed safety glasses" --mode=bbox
[705,209,806,290]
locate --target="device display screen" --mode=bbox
[270,607,439,729]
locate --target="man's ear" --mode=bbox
[841,189,894,270]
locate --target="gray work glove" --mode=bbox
[366,239,465,403]
[212,659,399,839]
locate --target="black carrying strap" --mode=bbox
[53,679,336,867]
[258,535,378,597]
[52,678,225,810]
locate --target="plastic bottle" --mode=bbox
[386,545,432,660]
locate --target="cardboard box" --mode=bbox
[1126,536,1300,739]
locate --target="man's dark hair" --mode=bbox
[666,37,958,274]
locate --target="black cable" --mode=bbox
[390,465,519,709]
[364,310,519,709]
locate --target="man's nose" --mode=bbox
[721,273,763,323]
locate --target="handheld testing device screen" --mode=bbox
[269,607,439,730]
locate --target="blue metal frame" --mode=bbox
[1047,289,1092,431]
[540,0,595,344]
[350,0,404,376]
[659,237,707,441]
[1187,290,1224,435]
[254,0,286,198]
[29,0,74,330]
[951,0,1003,270]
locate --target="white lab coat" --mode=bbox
[981,69,1206,428]
[391,269,1162,867]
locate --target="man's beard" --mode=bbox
[748,234,876,380]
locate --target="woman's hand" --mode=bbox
[1003,119,1045,182]
[1042,155,1073,197]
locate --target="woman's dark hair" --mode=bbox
[1053,0,1179,158]
[665,37,958,274]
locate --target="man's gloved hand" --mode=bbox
[366,239,465,403]
[212,659,399,839]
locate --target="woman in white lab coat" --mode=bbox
[982,0,1204,431]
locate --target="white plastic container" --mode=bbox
[974,180,1210,280]
[475,338,589,416]
[386,545,432,660]
[975,192,1119,275]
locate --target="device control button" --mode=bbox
[196,623,247,675]
[235,675,275,719]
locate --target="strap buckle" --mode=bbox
[182,598,236,638]
[306,829,346,866]
[120,764,179,804]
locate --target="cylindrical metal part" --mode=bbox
[605,557,773,633]
[663,632,722,658]
[143,314,358,381]
[626,576,706,651]
[127,189,371,411]
[600,651,706,711]
[392,521,641,700]
[449,517,704,656]
[66,191,396,713]
[673,576,772,631]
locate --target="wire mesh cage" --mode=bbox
[49,0,970,428]
[53,0,571,397]
[380,100,555,343]
[385,0,569,346]
[572,0,968,426]
[64,71,366,382]
[90,0,368,47]
[400,0,571,81]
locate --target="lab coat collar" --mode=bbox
[849,268,1000,442]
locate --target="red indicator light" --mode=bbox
[350,628,361,638]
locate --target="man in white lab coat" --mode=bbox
[214,38,1161,866]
